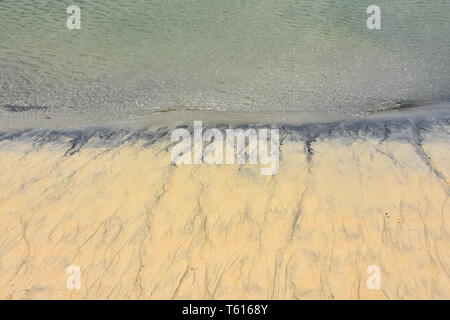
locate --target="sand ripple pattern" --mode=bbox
[0,117,449,299]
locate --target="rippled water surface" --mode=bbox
[0,0,449,124]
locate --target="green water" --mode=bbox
[0,0,449,122]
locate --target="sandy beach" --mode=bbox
[1,112,448,300]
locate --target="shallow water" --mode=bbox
[0,0,449,124]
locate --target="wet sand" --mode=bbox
[0,113,449,299]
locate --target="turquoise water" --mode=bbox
[0,0,449,123]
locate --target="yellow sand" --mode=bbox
[0,133,449,299]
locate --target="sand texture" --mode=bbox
[0,120,449,299]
